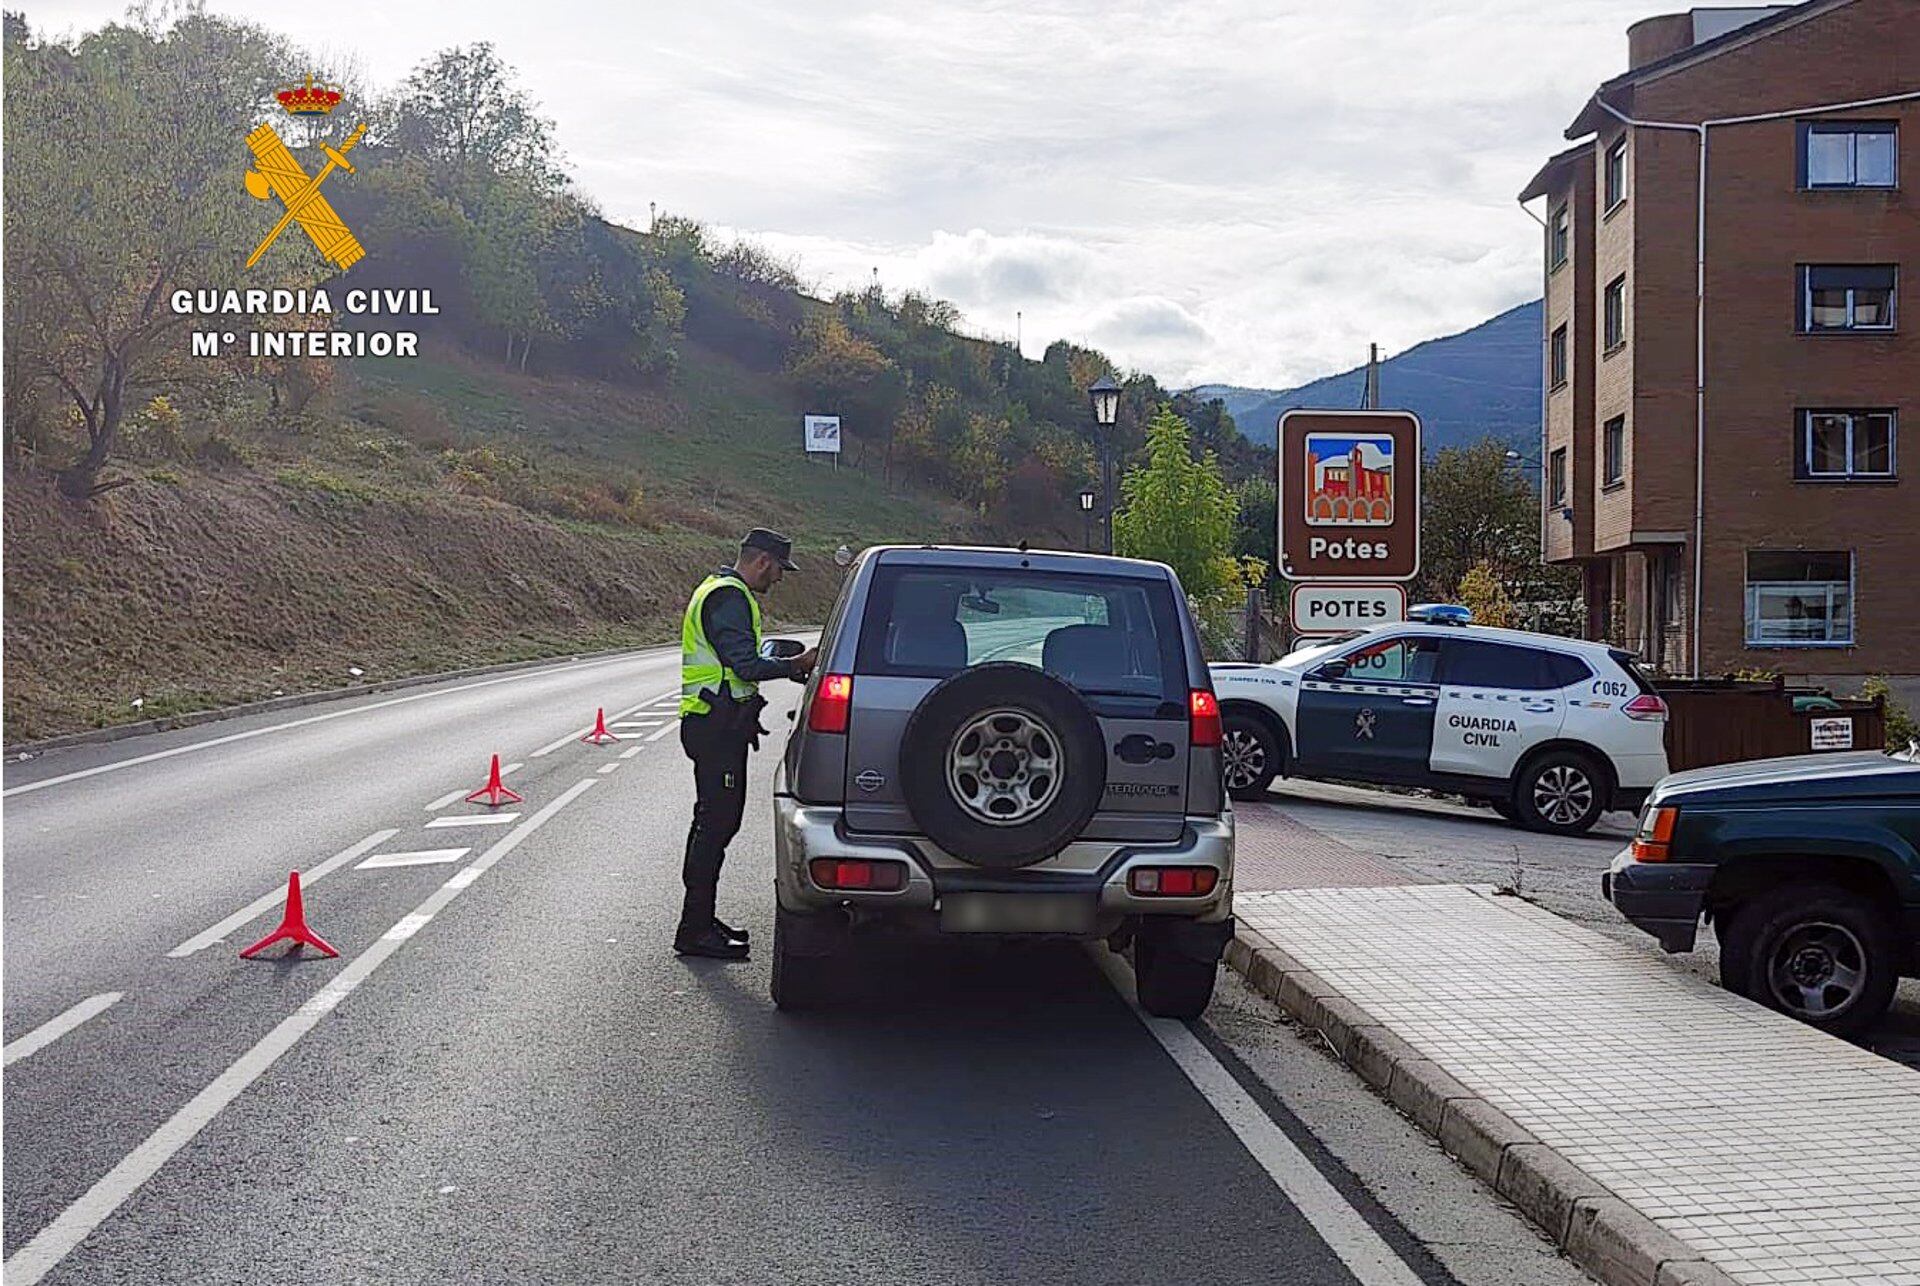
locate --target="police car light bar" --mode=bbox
[1406,603,1474,626]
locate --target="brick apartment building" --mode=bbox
[1520,0,1919,703]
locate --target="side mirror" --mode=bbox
[760,637,806,661]
[1314,659,1350,681]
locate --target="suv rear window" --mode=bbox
[854,564,1185,702]
[1440,639,1588,690]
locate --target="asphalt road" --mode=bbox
[3,651,1588,1286]
[1257,776,1920,1070]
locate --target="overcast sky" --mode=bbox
[28,0,1659,389]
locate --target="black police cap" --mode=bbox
[741,527,798,571]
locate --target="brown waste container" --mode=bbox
[1659,676,1885,772]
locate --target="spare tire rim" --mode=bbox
[1767,921,1866,1019]
[1532,764,1593,826]
[947,707,1064,826]
[1222,728,1266,790]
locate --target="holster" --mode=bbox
[703,685,771,748]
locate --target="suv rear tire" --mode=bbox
[770,905,845,1011]
[1221,711,1280,801]
[899,664,1106,867]
[1718,883,1900,1037]
[1513,750,1606,835]
[1134,931,1218,1018]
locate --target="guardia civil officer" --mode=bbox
[674,528,816,959]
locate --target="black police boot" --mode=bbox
[674,927,749,960]
[713,916,750,945]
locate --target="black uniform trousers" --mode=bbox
[677,711,752,941]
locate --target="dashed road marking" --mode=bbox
[4,780,598,1286]
[425,813,521,829]
[1092,950,1424,1286]
[597,764,620,775]
[611,722,659,730]
[4,993,123,1069]
[357,848,470,870]
[620,746,644,760]
[646,722,677,743]
[167,831,398,958]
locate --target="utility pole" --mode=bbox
[1363,342,1380,409]
[1016,310,1022,356]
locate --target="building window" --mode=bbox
[1604,136,1627,211]
[1797,409,1896,480]
[1800,264,1896,332]
[1603,416,1625,486]
[1603,276,1626,351]
[1801,121,1897,189]
[1549,204,1570,269]
[1745,551,1853,646]
[1549,324,1568,388]
[1550,447,1568,505]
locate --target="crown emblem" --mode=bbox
[276,73,344,116]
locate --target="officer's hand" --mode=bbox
[792,646,819,679]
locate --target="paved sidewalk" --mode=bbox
[1227,807,1920,1286]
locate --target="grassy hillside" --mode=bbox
[2,345,980,744]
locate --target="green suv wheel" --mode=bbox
[1719,883,1901,1037]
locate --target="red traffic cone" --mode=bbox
[580,707,620,746]
[239,871,338,959]
[464,754,523,807]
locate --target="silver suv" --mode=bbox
[771,546,1235,1017]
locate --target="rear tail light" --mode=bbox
[1623,693,1669,721]
[1128,866,1220,897]
[808,858,907,892]
[1631,805,1678,862]
[808,673,853,734]
[1189,689,1222,748]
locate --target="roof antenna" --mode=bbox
[1017,539,1030,554]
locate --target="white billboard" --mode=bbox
[803,414,841,454]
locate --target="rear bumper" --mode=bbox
[773,796,1235,928]
[1602,847,1712,953]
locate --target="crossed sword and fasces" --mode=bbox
[244,121,368,270]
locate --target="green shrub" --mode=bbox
[145,467,184,485]
[275,465,372,501]
[1858,675,1918,749]
[194,430,255,468]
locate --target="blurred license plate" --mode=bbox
[940,894,1096,935]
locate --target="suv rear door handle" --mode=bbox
[1400,696,1435,707]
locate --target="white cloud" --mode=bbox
[22,0,1660,388]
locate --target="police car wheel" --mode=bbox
[1514,751,1605,834]
[1221,714,1280,801]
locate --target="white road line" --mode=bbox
[424,813,521,829]
[3,993,123,1069]
[610,722,659,730]
[4,655,665,798]
[597,764,620,775]
[4,779,597,1286]
[166,831,399,959]
[646,722,677,743]
[356,848,470,870]
[619,746,644,760]
[1092,950,1425,1286]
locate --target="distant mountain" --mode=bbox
[1191,300,1542,452]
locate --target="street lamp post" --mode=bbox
[1078,488,1097,552]
[1089,375,1120,554]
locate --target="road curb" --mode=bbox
[5,643,676,758]
[1223,928,1741,1286]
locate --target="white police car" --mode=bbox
[1210,606,1669,834]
